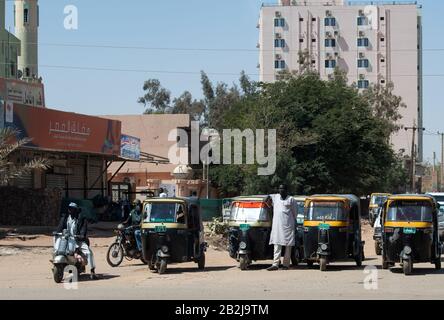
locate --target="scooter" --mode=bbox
[51,230,88,283]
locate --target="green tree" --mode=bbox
[138,79,171,114]
[0,128,50,185]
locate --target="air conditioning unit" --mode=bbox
[275,54,282,60]
[325,31,332,38]
[275,33,282,39]
[358,9,364,16]
[359,31,365,37]
[275,11,281,17]
[334,31,340,37]
[328,74,335,80]
[359,74,366,80]
[326,53,332,59]
[359,52,365,58]
[326,10,332,17]
[334,52,340,58]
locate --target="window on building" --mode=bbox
[299,39,304,43]
[358,80,369,89]
[325,60,337,68]
[274,18,285,27]
[312,17,316,22]
[380,37,385,42]
[10,62,15,77]
[274,39,286,48]
[357,38,369,47]
[325,39,336,47]
[381,58,385,63]
[24,8,29,24]
[312,38,317,43]
[357,16,367,26]
[381,79,386,84]
[358,59,369,68]
[324,17,336,26]
[311,60,316,64]
[275,60,286,69]
[25,67,30,77]
[380,17,385,21]
[299,18,304,22]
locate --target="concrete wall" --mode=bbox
[0,187,62,226]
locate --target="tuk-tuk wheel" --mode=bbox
[291,249,299,267]
[435,259,442,270]
[382,256,389,270]
[374,242,382,256]
[239,255,249,271]
[355,251,364,267]
[198,252,205,270]
[319,257,327,272]
[158,259,167,275]
[403,260,413,275]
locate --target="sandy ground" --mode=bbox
[0,221,443,300]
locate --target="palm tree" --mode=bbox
[0,127,50,185]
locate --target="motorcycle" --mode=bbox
[51,230,88,283]
[106,224,147,267]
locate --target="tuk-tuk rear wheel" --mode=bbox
[435,258,442,270]
[375,242,382,256]
[319,257,327,272]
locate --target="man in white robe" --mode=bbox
[267,184,297,271]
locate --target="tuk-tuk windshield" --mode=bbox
[386,200,433,222]
[230,202,270,222]
[144,202,186,223]
[306,201,347,221]
[371,195,388,207]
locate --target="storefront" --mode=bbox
[2,102,138,200]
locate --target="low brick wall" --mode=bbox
[0,187,62,226]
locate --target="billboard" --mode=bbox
[0,78,45,108]
[120,134,141,160]
[5,103,121,156]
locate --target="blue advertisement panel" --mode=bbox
[121,134,141,160]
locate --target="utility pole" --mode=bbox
[438,132,444,192]
[405,122,425,193]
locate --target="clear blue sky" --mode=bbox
[4,0,444,164]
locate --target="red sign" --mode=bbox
[6,104,121,156]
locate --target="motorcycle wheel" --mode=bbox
[435,258,442,270]
[53,265,64,283]
[197,251,206,270]
[106,243,124,267]
[319,257,327,272]
[403,259,413,275]
[239,255,248,271]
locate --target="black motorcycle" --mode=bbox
[106,224,147,267]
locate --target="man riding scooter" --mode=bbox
[122,199,143,251]
[55,202,98,280]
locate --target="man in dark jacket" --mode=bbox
[56,202,98,280]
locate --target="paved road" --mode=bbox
[0,224,443,300]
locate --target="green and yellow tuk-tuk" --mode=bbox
[369,193,391,225]
[141,197,206,274]
[381,195,442,275]
[227,196,273,270]
[303,195,365,271]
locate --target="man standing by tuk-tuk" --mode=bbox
[267,184,297,271]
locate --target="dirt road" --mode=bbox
[0,222,443,300]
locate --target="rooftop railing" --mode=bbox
[262,1,419,7]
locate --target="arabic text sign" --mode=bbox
[5,104,121,155]
[121,134,141,160]
[0,78,45,107]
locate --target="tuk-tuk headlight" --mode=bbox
[239,242,247,250]
[404,246,412,255]
[161,245,169,253]
[320,244,328,251]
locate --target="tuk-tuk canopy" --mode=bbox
[384,194,438,223]
[229,195,271,222]
[305,195,361,222]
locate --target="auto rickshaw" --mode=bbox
[369,193,391,225]
[381,194,442,275]
[303,195,365,271]
[227,196,274,270]
[140,197,206,274]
